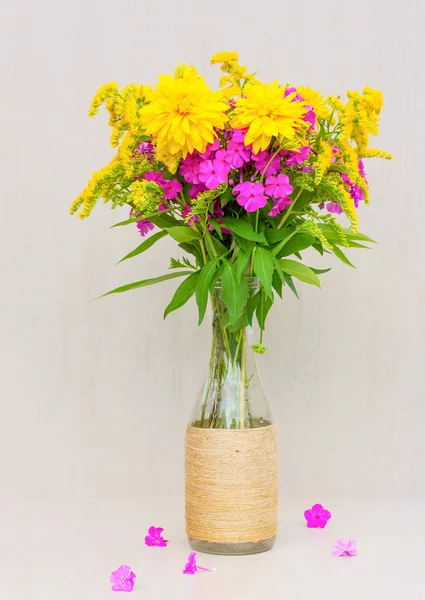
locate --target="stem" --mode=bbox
[239,329,246,429]
[199,239,208,265]
[277,188,303,229]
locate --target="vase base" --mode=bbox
[187,536,276,555]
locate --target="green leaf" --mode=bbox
[283,274,299,299]
[253,246,274,299]
[110,217,141,228]
[208,219,224,240]
[280,259,321,288]
[256,290,273,331]
[99,271,192,299]
[205,233,228,257]
[228,311,249,333]
[221,259,249,324]
[178,242,203,267]
[220,187,233,207]
[234,235,253,254]
[247,292,261,326]
[117,230,168,264]
[149,213,179,229]
[330,244,356,268]
[277,234,315,258]
[270,252,284,282]
[265,227,293,246]
[220,218,268,244]
[165,226,201,243]
[164,271,200,318]
[313,242,324,256]
[236,249,251,279]
[272,270,283,298]
[311,267,332,274]
[195,260,220,325]
[210,263,224,291]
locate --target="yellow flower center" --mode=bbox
[177,97,194,115]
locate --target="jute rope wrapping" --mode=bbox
[185,424,278,544]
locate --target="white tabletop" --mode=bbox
[1,497,424,599]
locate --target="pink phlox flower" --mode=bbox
[162,178,182,200]
[158,203,168,211]
[304,108,316,129]
[332,539,358,557]
[268,197,292,217]
[340,173,364,207]
[235,182,267,212]
[144,171,165,185]
[265,174,293,199]
[304,503,332,529]
[358,158,367,182]
[199,139,220,159]
[215,149,237,170]
[227,139,251,167]
[136,219,154,236]
[301,165,314,173]
[182,204,199,226]
[285,146,311,166]
[179,156,201,184]
[182,552,215,575]
[231,128,249,145]
[189,184,207,199]
[145,526,167,547]
[212,199,225,218]
[136,141,154,155]
[110,565,136,592]
[284,86,304,102]
[252,150,281,177]
[198,159,230,189]
[326,202,343,214]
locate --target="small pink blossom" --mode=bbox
[268,197,291,217]
[136,141,154,155]
[304,503,332,528]
[285,146,311,166]
[332,539,358,557]
[110,565,136,592]
[182,204,199,226]
[145,526,167,547]
[182,552,215,575]
[200,139,220,159]
[265,174,293,199]
[326,202,343,214]
[144,171,165,185]
[252,150,281,176]
[235,182,267,212]
[179,156,201,184]
[198,159,230,189]
[136,219,154,237]
[162,178,182,200]
[231,128,250,145]
[189,184,207,199]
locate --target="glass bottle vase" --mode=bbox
[185,279,278,555]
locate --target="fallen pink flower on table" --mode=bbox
[182,552,215,575]
[145,526,168,547]
[304,503,332,528]
[110,565,136,592]
[332,539,358,557]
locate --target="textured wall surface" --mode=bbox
[1,0,424,498]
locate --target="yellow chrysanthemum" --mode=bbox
[140,66,228,158]
[231,81,307,153]
[297,86,331,120]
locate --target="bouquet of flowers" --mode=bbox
[70,51,391,352]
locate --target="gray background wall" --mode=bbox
[1,0,424,499]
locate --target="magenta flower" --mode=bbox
[179,156,201,184]
[268,197,291,217]
[136,219,154,236]
[235,182,267,212]
[304,108,316,129]
[265,174,293,199]
[182,552,215,575]
[162,178,182,200]
[332,539,358,557]
[145,525,167,547]
[285,146,311,166]
[284,86,304,102]
[199,139,220,159]
[144,171,165,185]
[189,183,207,199]
[182,204,199,226]
[110,565,136,592]
[358,158,367,182]
[231,128,250,145]
[198,158,230,189]
[252,150,281,177]
[340,173,364,207]
[136,141,154,155]
[304,503,332,529]
[326,202,343,214]
[215,149,236,169]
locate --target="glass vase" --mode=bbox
[185,279,278,555]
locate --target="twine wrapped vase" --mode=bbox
[185,279,278,555]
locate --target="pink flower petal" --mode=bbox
[110,565,136,592]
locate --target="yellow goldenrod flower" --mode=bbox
[231,81,307,153]
[211,51,239,65]
[314,140,333,185]
[140,66,228,158]
[297,86,331,120]
[88,82,119,117]
[360,148,393,160]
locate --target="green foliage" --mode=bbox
[280,259,321,288]
[221,259,249,325]
[220,218,267,244]
[117,230,167,264]
[196,259,220,325]
[253,247,274,299]
[164,271,200,318]
[165,226,201,243]
[99,271,192,298]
